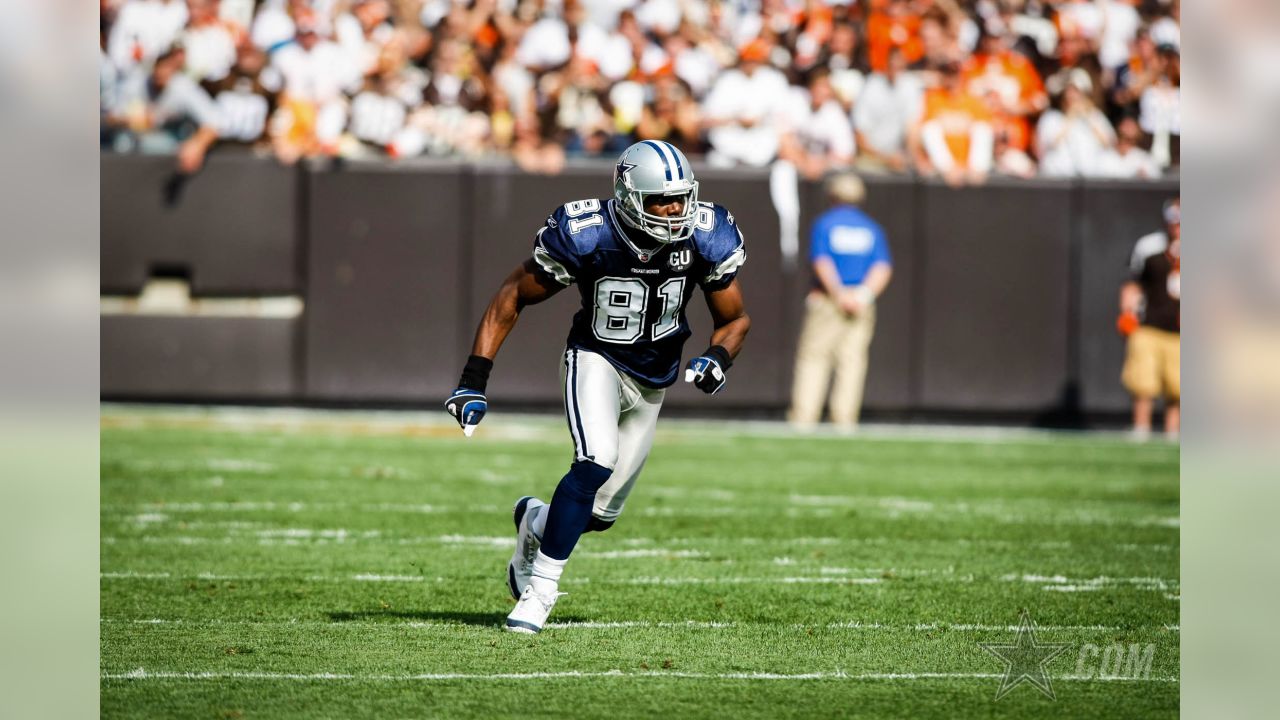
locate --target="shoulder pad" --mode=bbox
[533,199,610,284]
[692,202,743,259]
[692,202,746,288]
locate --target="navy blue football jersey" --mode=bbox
[532,198,746,388]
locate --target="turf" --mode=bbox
[100,408,1179,718]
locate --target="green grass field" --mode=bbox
[101,407,1179,718]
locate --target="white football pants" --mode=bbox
[559,347,665,522]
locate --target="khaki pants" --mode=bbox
[1122,326,1180,401]
[788,293,877,428]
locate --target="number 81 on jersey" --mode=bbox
[592,276,684,344]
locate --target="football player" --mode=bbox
[445,141,750,633]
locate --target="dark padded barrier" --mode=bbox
[838,175,919,410]
[466,164,602,404]
[100,153,1178,419]
[916,179,1075,411]
[662,167,787,408]
[1076,180,1179,413]
[101,153,301,295]
[101,315,298,398]
[303,161,466,401]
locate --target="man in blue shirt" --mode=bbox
[788,173,893,429]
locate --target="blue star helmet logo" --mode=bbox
[616,160,637,182]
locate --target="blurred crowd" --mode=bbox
[100,0,1180,182]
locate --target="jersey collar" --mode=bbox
[606,199,677,263]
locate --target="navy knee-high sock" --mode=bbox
[539,460,613,561]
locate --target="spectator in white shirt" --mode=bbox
[823,22,866,112]
[1149,4,1180,52]
[665,32,720,98]
[576,12,636,82]
[1099,116,1161,179]
[334,0,396,81]
[264,15,358,161]
[701,39,790,167]
[107,0,188,72]
[516,11,572,72]
[635,0,682,37]
[581,0,637,31]
[266,15,359,106]
[211,45,273,145]
[616,9,670,80]
[1097,0,1142,70]
[1036,70,1116,177]
[251,0,304,51]
[105,45,221,173]
[181,0,240,83]
[1139,44,1180,169]
[778,69,856,180]
[854,47,922,173]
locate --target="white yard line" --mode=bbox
[98,531,1179,558]
[102,668,1178,683]
[1002,574,1178,592]
[579,549,710,559]
[99,571,1178,590]
[605,576,885,585]
[98,572,882,585]
[100,617,1179,633]
[101,501,1179,529]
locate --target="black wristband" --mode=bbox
[458,355,493,392]
[703,345,732,371]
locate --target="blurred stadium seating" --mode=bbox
[100,0,1181,179]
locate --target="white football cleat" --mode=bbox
[506,496,546,600]
[504,584,565,634]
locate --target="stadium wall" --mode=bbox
[100,154,1177,422]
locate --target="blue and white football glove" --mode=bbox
[683,346,733,395]
[445,388,487,437]
[446,355,494,437]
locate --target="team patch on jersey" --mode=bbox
[668,249,692,271]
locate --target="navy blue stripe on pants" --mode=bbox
[568,350,589,460]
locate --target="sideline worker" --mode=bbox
[788,173,893,429]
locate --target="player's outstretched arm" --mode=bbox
[684,279,751,395]
[446,260,564,435]
[471,259,565,358]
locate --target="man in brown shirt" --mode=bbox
[1118,201,1181,436]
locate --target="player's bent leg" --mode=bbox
[586,516,616,533]
[535,348,623,567]
[540,460,614,561]
[592,378,664,526]
[505,349,625,633]
[506,495,547,599]
[506,461,610,634]
[561,348,622,469]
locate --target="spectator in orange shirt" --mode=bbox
[961,25,1047,155]
[915,61,994,187]
[867,0,924,73]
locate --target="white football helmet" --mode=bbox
[613,141,699,244]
